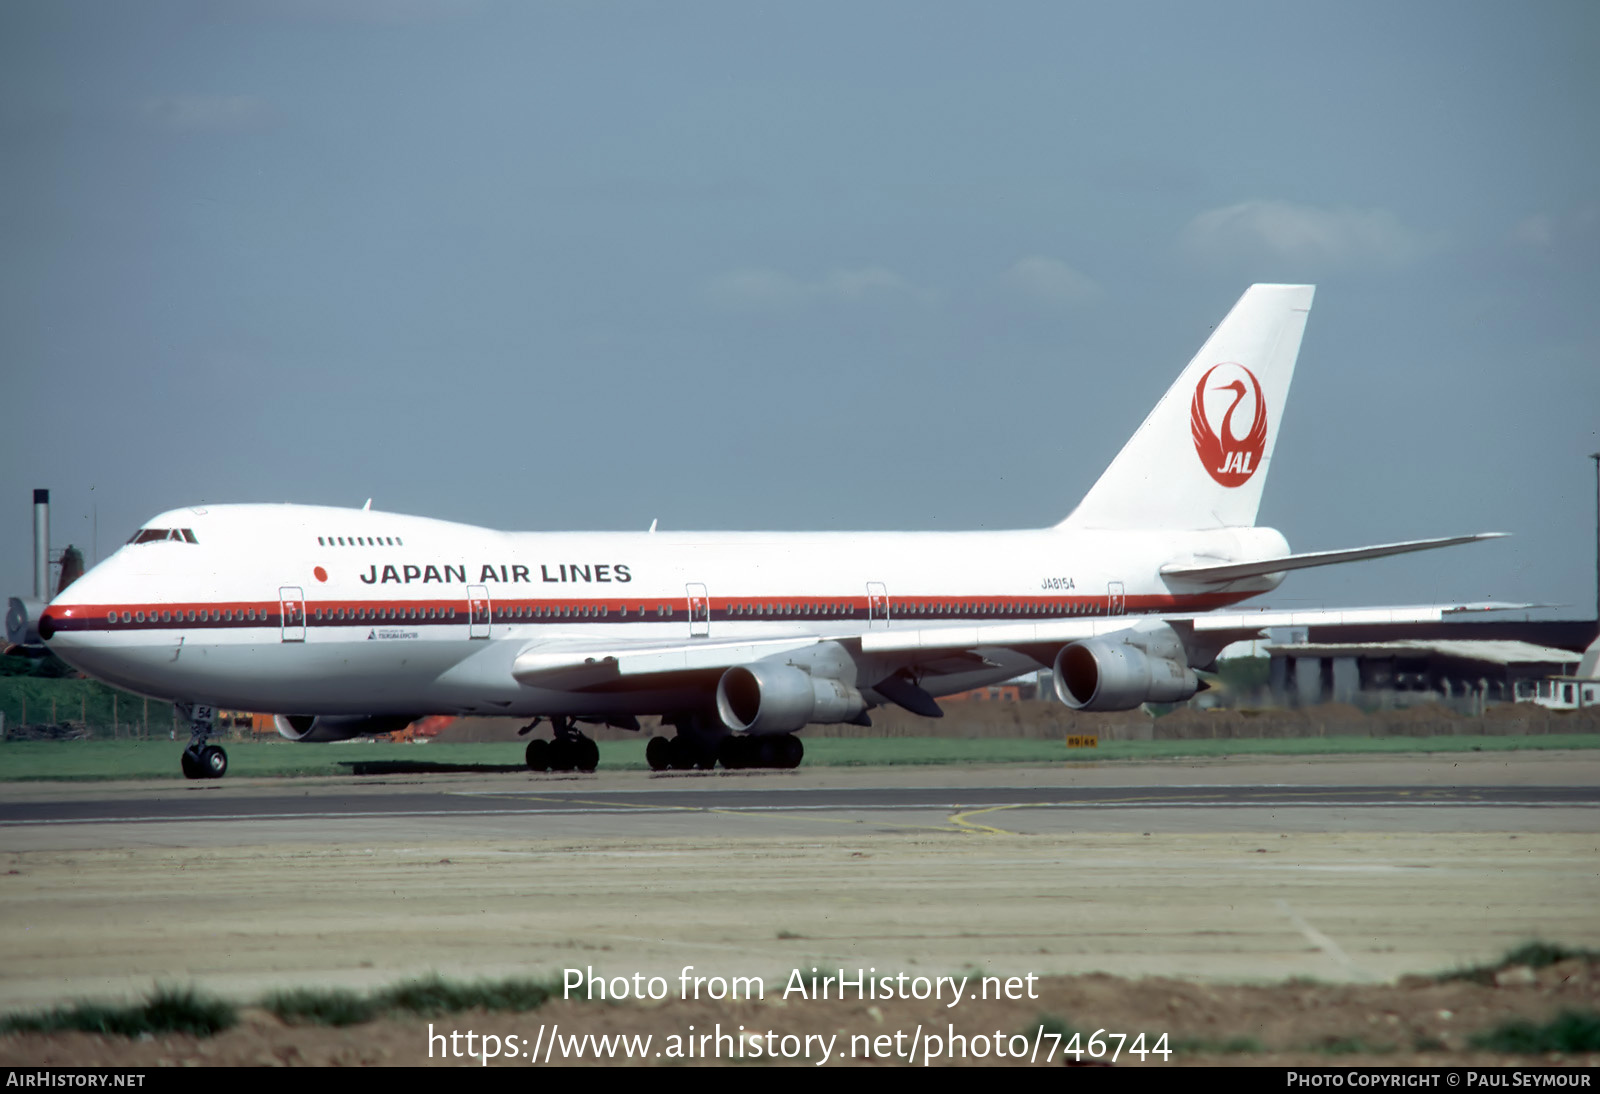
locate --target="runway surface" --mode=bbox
[1,750,1596,1011]
[2,781,1595,830]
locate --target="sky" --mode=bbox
[2,1,1597,619]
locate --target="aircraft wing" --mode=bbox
[512,635,828,688]
[509,601,1529,690]
[855,601,1529,661]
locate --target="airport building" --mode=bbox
[1266,639,1585,712]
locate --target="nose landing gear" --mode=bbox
[177,704,228,780]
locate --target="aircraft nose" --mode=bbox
[36,560,118,644]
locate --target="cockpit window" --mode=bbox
[127,528,198,545]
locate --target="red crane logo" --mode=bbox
[1190,363,1267,487]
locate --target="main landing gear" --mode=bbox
[645,733,803,772]
[523,716,599,773]
[178,703,228,780]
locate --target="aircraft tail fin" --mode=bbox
[1058,283,1314,530]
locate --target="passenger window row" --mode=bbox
[318,535,403,546]
[315,606,452,621]
[888,601,1095,616]
[728,603,855,617]
[492,605,673,619]
[106,608,257,623]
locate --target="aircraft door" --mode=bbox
[686,583,710,637]
[1108,581,1126,616]
[468,585,491,639]
[279,586,306,643]
[867,582,890,629]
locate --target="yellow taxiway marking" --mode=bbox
[948,803,1042,835]
[472,792,983,835]
[464,792,1058,836]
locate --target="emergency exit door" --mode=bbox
[279,586,305,642]
[867,582,890,629]
[686,583,710,637]
[468,585,491,639]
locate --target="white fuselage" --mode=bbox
[41,503,1286,718]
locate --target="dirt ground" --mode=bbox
[3,960,1598,1067]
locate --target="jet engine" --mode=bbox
[275,714,419,742]
[1053,626,1199,711]
[6,597,46,648]
[716,662,866,734]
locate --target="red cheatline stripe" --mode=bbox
[44,590,1247,632]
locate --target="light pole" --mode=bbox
[1591,453,1600,630]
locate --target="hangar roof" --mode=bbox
[1266,640,1580,668]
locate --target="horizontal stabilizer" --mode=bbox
[1160,533,1507,583]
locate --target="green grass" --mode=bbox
[1439,941,1600,985]
[263,975,558,1025]
[4,976,564,1038]
[1316,1036,1397,1055]
[2,733,1598,781]
[1172,1035,1264,1054]
[1030,1013,1077,1039]
[1471,1012,1600,1054]
[0,986,237,1037]
[373,975,556,1016]
[260,987,377,1027]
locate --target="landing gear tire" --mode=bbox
[183,745,227,780]
[525,738,550,772]
[715,734,801,770]
[199,745,228,778]
[646,736,672,772]
[574,737,599,773]
[177,702,224,780]
[667,735,714,771]
[549,739,576,772]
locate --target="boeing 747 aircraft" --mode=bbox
[37,284,1507,778]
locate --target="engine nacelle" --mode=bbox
[6,597,47,647]
[275,714,419,742]
[1053,634,1198,711]
[716,662,866,734]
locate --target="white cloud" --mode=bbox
[1511,214,1554,248]
[1510,207,1598,249]
[821,266,914,301]
[1180,200,1428,267]
[705,266,930,312]
[704,269,809,311]
[1003,257,1101,307]
[137,95,275,133]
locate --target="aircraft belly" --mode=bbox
[56,634,475,713]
